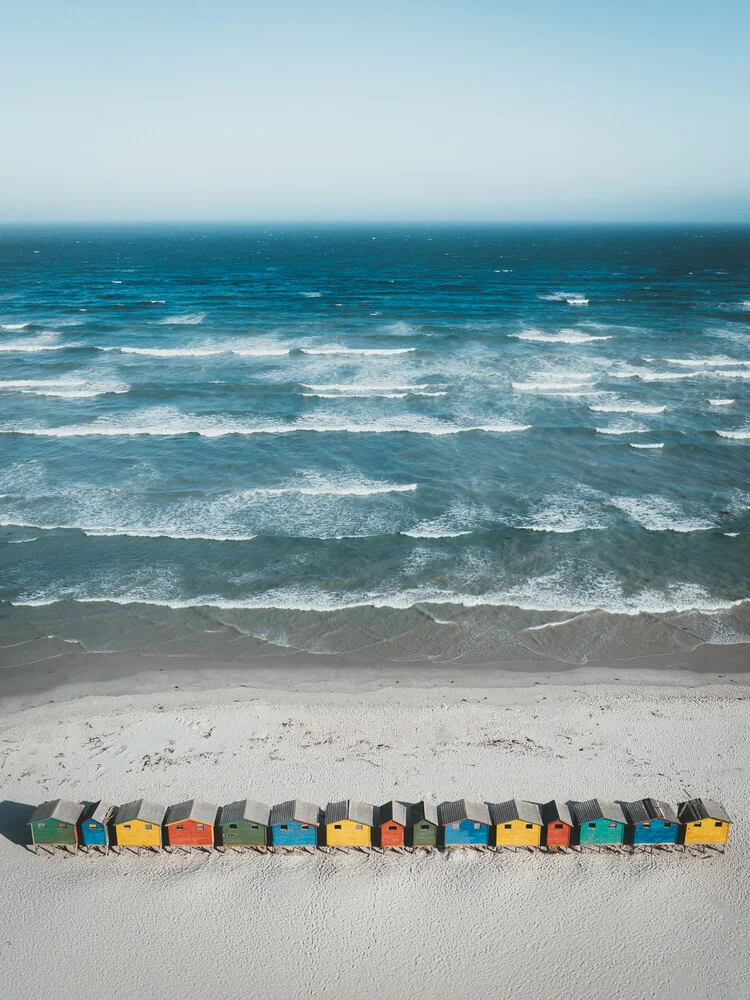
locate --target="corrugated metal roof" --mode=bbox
[82,800,115,826]
[410,800,439,826]
[164,799,217,826]
[678,798,731,824]
[218,799,270,827]
[324,800,375,827]
[541,800,573,827]
[114,799,167,826]
[437,799,491,826]
[378,801,408,826]
[270,799,321,827]
[625,798,679,825]
[29,799,83,826]
[572,799,626,825]
[488,799,542,826]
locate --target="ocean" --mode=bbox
[1,224,749,665]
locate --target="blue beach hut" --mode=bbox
[572,799,626,845]
[438,799,491,846]
[269,799,320,847]
[79,800,115,850]
[625,798,680,845]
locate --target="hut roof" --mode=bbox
[625,798,679,825]
[218,799,270,827]
[270,799,321,827]
[410,800,439,826]
[488,799,542,826]
[378,801,408,826]
[82,800,115,826]
[29,799,83,826]
[572,799,626,825]
[678,798,731,824]
[438,799,491,826]
[115,799,167,826]
[165,799,217,826]
[541,800,573,827]
[325,799,375,827]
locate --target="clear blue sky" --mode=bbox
[2,1,748,222]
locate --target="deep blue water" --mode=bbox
[1,225,749,619]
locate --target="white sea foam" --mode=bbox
[629,443,664,449]
[302,384,433,392]
[1,322,31,331]
[299,292,322,298]
[0,377,128,398]
[513,380,592,391]
[1,409,532,438]
[0,519,256,541]
[244,482,418,497]
[708,399,735,406]
[0,335,78,353]
[510,329,609,344]
[716,429,750,440]
[589,403,667,414]
[665,356,750,367]
[300,346,416,355]
[538,292,589,305]
[595,426,649,435]
[156,312,206,325]
[610,496,713,532]
[101,344,291,357]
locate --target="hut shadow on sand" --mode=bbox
[0,801,35,848]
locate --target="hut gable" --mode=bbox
[325,800,375,827]
[411,801,439,827]
[625,798,679,825]
[29,799,83,827]
[541,800,573,827]
[379,801,408,827]
[270,800,321,827]
[164,800,217,827]
[115,799,167,827]
[218,800,270,827]
[438,799,491,827]
[82,800,115,826]
[677,798,731,825]
[572,798,626,825]
[489,799,542,826]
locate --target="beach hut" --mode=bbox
[410,801,439,848]
[269,799,320,847]
[29,799,83,852]
[541,800,573,847]
[217,799,270,848]
[112,799,167,850]
[164,799,217,850]
[79,799,115,851]
[324,800,375,847]
[378,801,408,848]
[490,799,542,847]
[572,799,626,846]
[625,798,680,845]
[678,798,732,846]
[438,799,491,846]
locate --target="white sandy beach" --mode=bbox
[1,668,748,1000]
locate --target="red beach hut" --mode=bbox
[378,801,407,847]
[541,800,573,847]
[164,799,217,850]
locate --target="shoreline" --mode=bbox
[1,640,749,714]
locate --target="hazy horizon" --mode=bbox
[3,0,749,224]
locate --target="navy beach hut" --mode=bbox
[572,799,626,845]
[79,800,115,851]
[438,799,491,846]
[270,799,320,847]
[625,798,680,845]
[217,800,270,848]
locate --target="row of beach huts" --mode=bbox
[29,795,731,854]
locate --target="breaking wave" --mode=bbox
[156,312,206,325]
[510,329,609,344]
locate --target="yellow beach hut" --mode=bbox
[324,800,375,847]
[678,798,731,846]
[489,799,543,846]
[113,799,167,850]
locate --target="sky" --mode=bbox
[2,1,749,223]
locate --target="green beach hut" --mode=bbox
[29,799,83,852]
[217,799,270,848]
[410,800,439,847]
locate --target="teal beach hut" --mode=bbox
[572,799,626,845]
[625,798,680,845]
[79,800,115,851]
